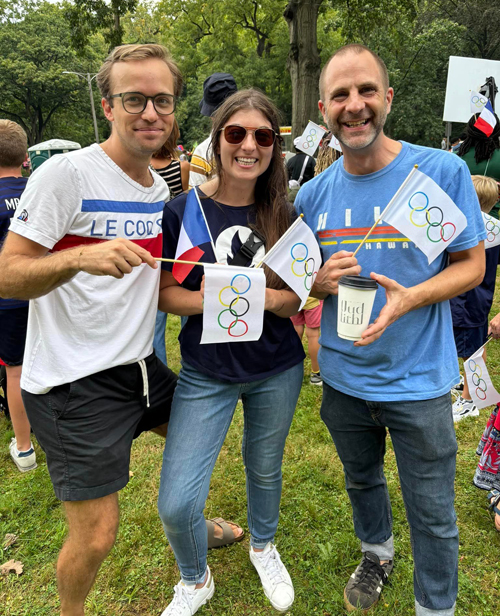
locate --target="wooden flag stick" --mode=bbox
[154,257,225,267]
[352,165,419,257]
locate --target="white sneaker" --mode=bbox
[452,396,479,422]
[161,566,214,616]
[9,438,37,472]
[250,543,294,612]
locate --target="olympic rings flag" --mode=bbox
[464,345,500,409]
[482,212,500,249]
[201,264,266,344]
[262,217,322,309]
[382,169,467,264]
[295,121,326,157]
[470,91,488,115]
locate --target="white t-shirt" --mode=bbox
[189,136,213,187]
[10,144,170,394]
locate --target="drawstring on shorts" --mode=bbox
[138,359,150,408]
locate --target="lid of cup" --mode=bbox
[338,275,378,290]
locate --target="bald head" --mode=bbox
[320,44,389,102]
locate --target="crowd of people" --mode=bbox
[0,41,499,616]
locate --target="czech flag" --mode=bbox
[172,189,212,283]
[474,100,497,137]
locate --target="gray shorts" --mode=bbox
[22,353,177,501]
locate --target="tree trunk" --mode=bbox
[284,0,323,141]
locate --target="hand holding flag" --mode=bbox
[464,342,500,409]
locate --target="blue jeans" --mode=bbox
[320,384,458,616]
[153,310,167,366]
[158,360,303,583]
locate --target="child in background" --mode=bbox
[452,175,500,421]
[291,298,323,385]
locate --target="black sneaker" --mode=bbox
[344,551,393,612]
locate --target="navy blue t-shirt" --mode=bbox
[0,177,28,309]
[450,244,500,328]
[162,189,305,382]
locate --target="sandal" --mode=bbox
[206,517,245,549]
[487,490,500,532]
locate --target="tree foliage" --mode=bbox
[0,1,107,146]
[4,0,500,149]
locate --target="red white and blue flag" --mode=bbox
[474,100,497,137]
[173,189,213,283]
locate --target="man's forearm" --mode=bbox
[0,249,80,300]
[403,253,485,316]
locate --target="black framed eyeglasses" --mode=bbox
[220,125,277,148]
[110,92,177,116]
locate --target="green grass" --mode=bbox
[1,301,500,615]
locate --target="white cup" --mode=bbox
[337,275,378,341]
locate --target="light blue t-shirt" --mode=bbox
[295,141,486,401]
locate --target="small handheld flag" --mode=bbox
[173,189,214,284]
[295,121,326,157]
[482,212,500,249]
[464,342,500,409]
[470,91,488,115]
[201,264,266,344]
[474,100,497,137]
[382,169,467,264]
[261,216,322,309]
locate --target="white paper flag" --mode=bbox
[482,212,500,249]
[201,264,265,344]
[328,135,343,152]
[263,217,322,310]
[464,346,500,409]
[295,121,326,156]
[382,169,467,264]
[470,91,488,115]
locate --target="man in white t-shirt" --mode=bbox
[189,72,237,187]
[0,44,183,615]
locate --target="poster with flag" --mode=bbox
[201,264,266,344]
[464,346,500,409]
[173,189,213,284]
[295,121,326,157]
[482,212,500,249]
[470,91,488,115]
[474,100,497,137]
[262,217,322,309]
[382,169,467,264]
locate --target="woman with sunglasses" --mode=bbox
[158,89,305,616]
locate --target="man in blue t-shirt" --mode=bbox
[0,120,36,473]
[295,44,486,616]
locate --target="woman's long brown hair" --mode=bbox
[209,89,293,289]
[152,118,181,160]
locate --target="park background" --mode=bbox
[1,0,499,150]
[1,0,500,614]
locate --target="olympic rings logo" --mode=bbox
[471,95,487,109]
[217,274,251,337]
[485,217,500,243]
[408,191,457,243]
[468,359,487,400]
[290,243,317,290]
[302,128,318,150]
